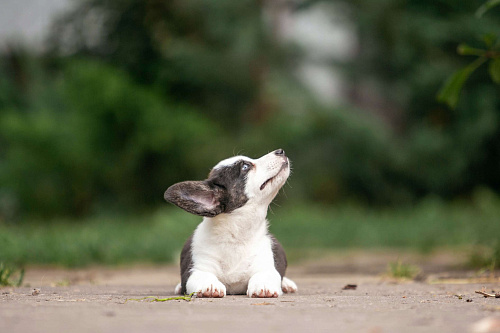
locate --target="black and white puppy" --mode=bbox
[164,149,297,298]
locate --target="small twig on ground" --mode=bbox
[125,293,195,303]
[475,290,500,298]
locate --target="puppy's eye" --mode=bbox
[241,163,251,171]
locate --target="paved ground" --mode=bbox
[1,252,500,333]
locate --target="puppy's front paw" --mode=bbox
[281,277,298,293]
[196,281,226,298]
[174,283,182,295]
[186,271,226,298]
[247,271,283,298]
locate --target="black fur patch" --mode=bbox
[180,234,194,294]
[164,160,250,217]
[270,235,287,279]
[207,160,249,214]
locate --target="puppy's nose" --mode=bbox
[274,149,285,156]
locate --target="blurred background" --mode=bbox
[0,0,499,270]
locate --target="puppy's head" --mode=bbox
[164,149,290,217]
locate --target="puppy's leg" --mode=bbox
[186,270,226,298]
[174,283,182,295]
[281,277,298,293]
[247,269,283,298]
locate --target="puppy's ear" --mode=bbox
[164,181,225,217]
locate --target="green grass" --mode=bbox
[467,245,499,271]
[0,262,25,287]
[387,260,421,279]
[1,192,500,267]
[271,193,500,262]
[0,210,200,267]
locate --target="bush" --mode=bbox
[0,59,225,217]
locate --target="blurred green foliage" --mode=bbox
[47,0,282,127]
[438,1,500,108]
[0,0,499,219]
[343,0,500,197]
[0,58,225,216]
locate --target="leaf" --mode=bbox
[482,33,498,48]
[457,44,487,56]
[342,284,358,290]
[437,57,487,109]
[476,0,500,18]
[489,58,500,83]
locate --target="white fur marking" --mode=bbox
[213,156,253,170]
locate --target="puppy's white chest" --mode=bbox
[192,224,272,294]
[214,244,255,293]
